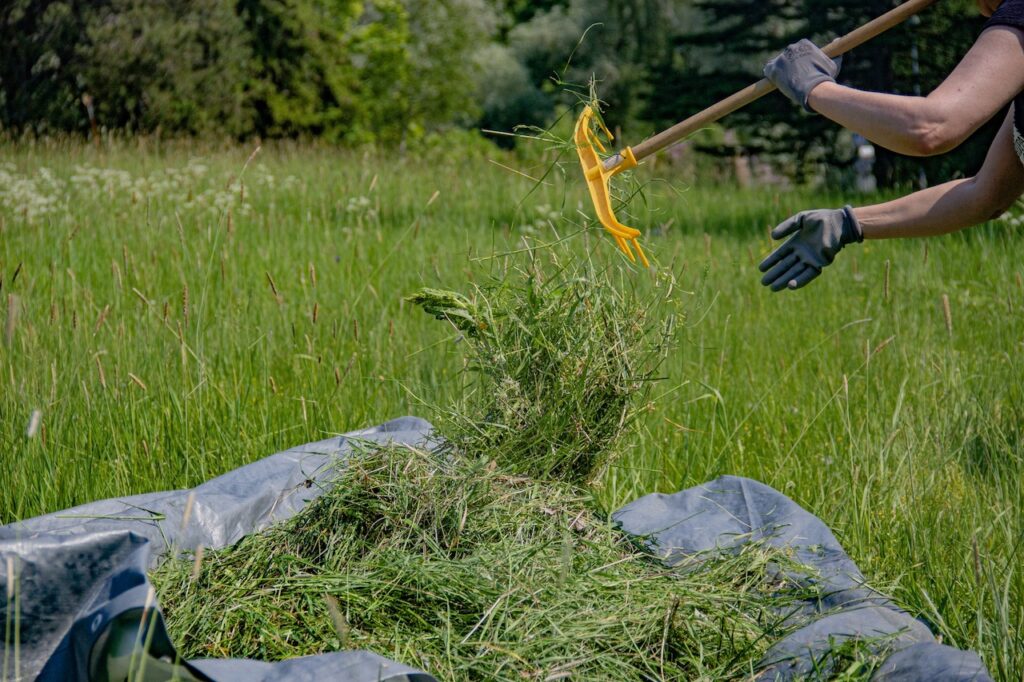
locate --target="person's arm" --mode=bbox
[759,110,1024,291]
[855,109,1024,237]
[807,26,1024,156]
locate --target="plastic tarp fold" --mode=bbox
[2,419,992,681]
[613,475,991,681]
[2,417,438,682]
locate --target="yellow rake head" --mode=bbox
[573,105,648,267]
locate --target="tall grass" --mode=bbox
[1,138,1022,678]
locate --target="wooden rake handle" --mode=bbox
[603,0,939,171]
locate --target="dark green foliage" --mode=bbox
[0,0,995,185]
[0,0,490,143]
[474,43,553,146]
[1,0,94,133]
[1,0,252,136]
[236,0,495,143]
[502,0,676,134]
[235,0,364,139]
[83,0,254,136]
[497,0,567,27]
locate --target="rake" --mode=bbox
[575,0,938,267]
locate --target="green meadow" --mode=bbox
[1,139,1022,678]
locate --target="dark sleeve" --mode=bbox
[986,0,1024,30]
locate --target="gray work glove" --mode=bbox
[763,39,841,112]
[759,206,863,292]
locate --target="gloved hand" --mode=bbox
[763,39,841,112]
[759,206,863,292]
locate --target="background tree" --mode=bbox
[83,0,253,136]
[0,0,995,188]
[1,0,109,134]
[1,0,252,136]
[237,0,370,140]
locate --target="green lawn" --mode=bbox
[2,139,1022,679]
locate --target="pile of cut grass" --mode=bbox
[153,443,820,679]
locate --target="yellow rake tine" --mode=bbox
[606,223,641,239]
[614,235,635,262]
[603,222,638,239]
[629,238,649,268]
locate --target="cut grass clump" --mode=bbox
[153,443,817,679]
[407,257,679,482]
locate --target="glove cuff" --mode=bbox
[841,205,864,244]
[800,76,834,113]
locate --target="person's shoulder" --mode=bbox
[986,0,1024,31]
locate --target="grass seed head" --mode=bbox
[4,294,17,346]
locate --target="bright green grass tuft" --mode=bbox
[407,256,681,482]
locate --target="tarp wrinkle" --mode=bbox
[2,417,438,682]
[1,421,992,681]
[612,475,993,682]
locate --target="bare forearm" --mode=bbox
[806,28,1024,157]
[853,179,998,239]
[808,82,948,156]
[854,109,1024,238]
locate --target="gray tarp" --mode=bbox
[1,418,992,681]
[1,417,438,682]
[614,476,991,681]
